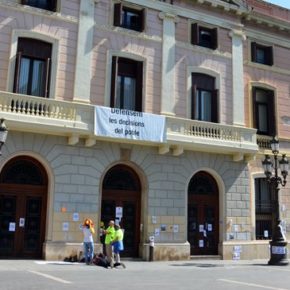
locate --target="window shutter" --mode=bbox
[135,61,143,112]
[113,3,122,27]
[140,9,145,32]
[251,42,257,62]
[211,89,218,123]
[211,28,218,50]
[191,23,199,45]
[13,52,22,93]
[110,56,117,107]
[191,85,197,119]
[267,46,273,66]
[268,90,276,136]
[44,58,51,98]
[252,87,257,129]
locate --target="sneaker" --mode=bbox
[121,263,126,269]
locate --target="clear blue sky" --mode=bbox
[264,0,290,9]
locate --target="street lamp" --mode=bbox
[262,136,289,266]
[0,119,8,156]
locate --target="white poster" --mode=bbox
[116,207,123,218]
[95,106,166,143]
[9,222,16,232]
[62,222,69,231]
[199,240,204,248]
[19,218,25,227]
[72,213,79,222]
[207,224,212,231]
[199,224,204,232]
[154,228,160,236]
[173,224,179,233]
[152,216,157,224]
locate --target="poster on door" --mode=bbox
[9,222,16,232]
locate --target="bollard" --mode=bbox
[149,236,154,262]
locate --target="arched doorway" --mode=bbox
[187,171,219,255]
[0,156,48,258]
[101,165,141,257]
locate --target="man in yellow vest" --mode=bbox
[112,224,125,268]
[103,220,115,268]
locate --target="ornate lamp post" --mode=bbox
[0,119,8,156]
[262,137,289,265]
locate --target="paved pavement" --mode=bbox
[1,258,290,290]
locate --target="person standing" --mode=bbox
[112,224,125,268]
[103,220,115,268]
[81,218,95,265]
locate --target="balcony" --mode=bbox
[0,91,258,159]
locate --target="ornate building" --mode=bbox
[0,0,289,261]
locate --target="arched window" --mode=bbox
[103,165,140,191]
[0,157,47,185]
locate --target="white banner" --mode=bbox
[95,106,166,143]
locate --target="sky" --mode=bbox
[264,0,290,9]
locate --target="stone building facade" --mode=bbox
[0,0,289,261]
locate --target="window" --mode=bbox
[255,178,274,240]
[191,73,218,122]
[251,42,273,66]
[14,38,52,98]
[191,24,218,50]
[21,0,57,11]
[110,57,143,111]
[252,88,275,136]
[114,3,145,32]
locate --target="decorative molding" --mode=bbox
[68,135,79,145]
[158,11,179,23]
[95,25,162,43]
[159,144,170,155]
[85,137,96,147]
[176,41,232,59]
[229,29,246,41]
[233,152,244,162]
[172,145,183,156]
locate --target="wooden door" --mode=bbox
[188,171,219,255]
[0,157,47,258]
[101,165,141,257]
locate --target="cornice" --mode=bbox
[95,24,162,43]
[176,41,232,60]
[0,0,78,24]
[125,0,243,30]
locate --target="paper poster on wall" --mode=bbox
[154,228,160,236]
[207,224,212,231]
[72,213,79,222]
[9,222,16,232]
[232,252,240,260]
[199,224,204,232]
[62,222,69,231]
[161,224,167,231]
[19,218,25,227]
[233,224,239,232]
[116,207,123,218]
[173,224,179,233]
[152,216,157,224]
[264,230,269,238]
[199,240,204,248]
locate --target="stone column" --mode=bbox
[159,12,178,116]
[73,0,96,103]
[229,30,246,126]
